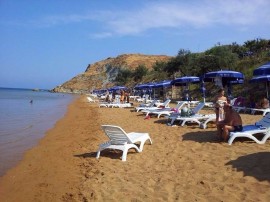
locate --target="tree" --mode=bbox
[205,45,238,69]
[152,61,167,72]
[195,54,220,75]
[115,68,132,85]
[133,65,148,82]
[164,49,191,76]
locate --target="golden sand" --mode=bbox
[0,96,269,201]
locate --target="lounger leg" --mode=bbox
[122,148,128,161]
[181,120,187,126]
[200,117,215,129]
[96,149,101,159]
[200,122,207,129]
[262,132,270,144]
[121,145,140,161]
[228,136,236,145]
[170,117,176,125]
[138,136,152,151]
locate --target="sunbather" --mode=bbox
[255,96,269,109]
[216,103,243,141]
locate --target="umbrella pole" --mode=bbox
[266,82,269,99]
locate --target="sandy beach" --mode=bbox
[0,96,269,202]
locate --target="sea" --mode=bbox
[0,87,75,177]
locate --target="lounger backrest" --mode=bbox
[87,97,94,102]
[139,100,156,108]
[192,102,205,114]
[176,101,187,110]
[101,125,132,145]
[162,99,171,107]
[230,98,237,106]
[148,100,157,107]
[256,113,270,128]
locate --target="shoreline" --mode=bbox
[0,96,269,201]
[0,96,88,201]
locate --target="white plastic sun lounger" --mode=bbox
[96,125,152,161]
[154,99,171,108]
[99,102,132,108]
[135,99,159,112]
[228,113,270,145]
[107,103,132,108]
[87,96,96,103]
[166,103,215,128]
[137,99,171,113]
[142,101,187,118]
[138,99,158,107]
[249,107,270,116]
[171,113,216,129]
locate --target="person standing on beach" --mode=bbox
[120,89,125,103]
[125,90,130,103]
[214,88,228,123]
[216,103,243,141]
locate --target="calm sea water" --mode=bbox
[0,88,75,177]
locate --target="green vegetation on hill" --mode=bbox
[115,38,270,99]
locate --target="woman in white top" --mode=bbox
[214,88,228,123]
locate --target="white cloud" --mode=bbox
[105,0,270,35]
[17,0,270,36]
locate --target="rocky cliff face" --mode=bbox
[52,54,171,94]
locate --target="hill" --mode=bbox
[52,54,171,93]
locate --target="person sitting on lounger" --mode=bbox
[255,96,269,109]
[216,103,243,142]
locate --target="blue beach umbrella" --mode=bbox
[134,82,156,99]
[134,82,156,90]
[249,75,270,98]
[109,86,127,91]
[171,76,200,86]
[153,80,172,88]
[202,70,244,97]
[171,76,201,100]
[253,62,270,76]
[250,62,270,99]
[203,70,244,83]
[93,89,107,95]
[152,80,172,99]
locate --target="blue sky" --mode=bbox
[0,0,269,89]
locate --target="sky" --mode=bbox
[0,0,269,90]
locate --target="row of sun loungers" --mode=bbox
[96,116,270,161]
[232,105,270,116]
[136,100,216,129]
[87,95,269,152]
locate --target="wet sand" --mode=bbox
[0,96,269,201]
